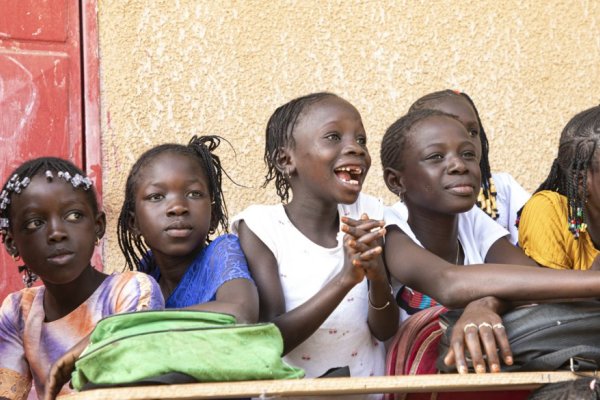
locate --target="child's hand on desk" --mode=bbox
[443,296,513,374]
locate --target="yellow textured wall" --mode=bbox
[98,0,600,272]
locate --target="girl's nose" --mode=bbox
[167,200,189,216]
[343,139,366,156]
[47,219,67,242]
[448,154,467,173]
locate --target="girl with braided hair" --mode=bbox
[117,135,258,323]
[519,105,600,270]
[0,157,163,399]
[381,108,600,376]
[409,89,530,245]
[232,92,398,388]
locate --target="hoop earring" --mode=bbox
[95,237,100,246]
[399,191,405,203]
[11,254,21,262]
[18,266,38,288]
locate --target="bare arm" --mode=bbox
[385,225,600,308]
[183,278,259,324]
[237,220,363,355]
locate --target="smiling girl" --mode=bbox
[0,157,163,399]
[381,108,600,374]
[117,135,258,323]
[232,92,397,390]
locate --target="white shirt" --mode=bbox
[492,172,530,245]
[231,193,386,386]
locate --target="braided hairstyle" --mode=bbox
[0,157,98,244]
[381,108,461,173]
[263,92,337,203]
[409,90,497,219]
[117,135,230,271]
[531,105,600,238]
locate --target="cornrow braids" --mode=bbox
[0,157,98,244]
[532,105,600,239]
[409,90,497,219]
[117,135,232,271]
[263,92,337,203]
[381,108,461,172]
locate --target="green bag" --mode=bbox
[71,310,304,390]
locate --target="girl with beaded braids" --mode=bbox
[409,89,530,245]
[381,108,600,375]
[232,92,398,386]
[519,105,600,270]
[117,135,258,323]
[0,157,163,399]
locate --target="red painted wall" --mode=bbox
[0,0,101,301]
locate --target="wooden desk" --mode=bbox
[58,371,591,399]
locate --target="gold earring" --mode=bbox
[95,237,100,246]
[11,254,20,262]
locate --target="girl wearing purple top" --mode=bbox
[0,157,164,399]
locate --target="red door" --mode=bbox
[0,0,97,301]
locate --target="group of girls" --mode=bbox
[1,89,599,400]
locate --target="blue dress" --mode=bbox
[141,234,254,308]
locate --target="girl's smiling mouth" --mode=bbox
[334,165,364,186]
[446,183,475,195]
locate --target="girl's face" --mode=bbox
[131,152,213,267]
[426,96,483,156]
[4,174,105,285]
[286,96,371,205]
[391,115,481,214]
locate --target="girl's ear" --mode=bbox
[95,211,107,240]
[384,167,406,198]
[3,231,19,259]
[275,147,295,177]
[127,211,141,236]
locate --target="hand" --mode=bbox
[44,336,90,400]
[341,214,387,281]
[443,297,513,374]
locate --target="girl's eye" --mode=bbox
[463,151,477,159]
[356,136,367,145]
[188,191,207,199]
[425,153,444,161]
[25,219,43,230]
[469,129,479,137]
[146,193,164,201]
[65,211,83,222]
[325,132,341,141]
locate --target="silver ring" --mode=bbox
[492,323,505,330]
[463,322,478,333]
[478,322,493,330]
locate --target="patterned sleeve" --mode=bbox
[111,272,165,313]
[519,192,570,269]
[211,234,255,285]
[0,292,32,400]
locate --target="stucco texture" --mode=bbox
[97,0,600,272]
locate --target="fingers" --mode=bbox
[463,323,486,374]
[478,322,501,373]
[492,322,513,366]
[341,218,385,239]
[447,328,468,374]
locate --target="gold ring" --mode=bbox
[492,323,505,330]
[478,322,493,330]
[463,322,478,333]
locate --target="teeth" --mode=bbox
[335,167,362,174]
[339,177,360,185]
